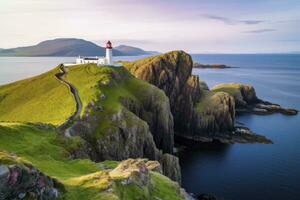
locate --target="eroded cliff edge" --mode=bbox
[123,51,234,135]
[122,51,279,144]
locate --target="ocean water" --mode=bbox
[0,54,299,200]
[179,54,300,200]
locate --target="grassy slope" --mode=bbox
[0,67,75,126]
[0,123,105,199]
[212,83,242,96]
[0,64,184,200]
[0,124,183,200]
[64,64,165,138]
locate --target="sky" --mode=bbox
[0,0,300,53]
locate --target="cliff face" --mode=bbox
[123,51,235,136]
[212,83,298,115]
[212,83,259,107]
[193,91,235,135]
[64,65,180,182]
[119,87,174,154]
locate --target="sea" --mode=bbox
[0,54,300,200]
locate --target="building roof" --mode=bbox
[83,57,104,60]
[106,40,112,49]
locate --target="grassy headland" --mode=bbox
[0,63,184,199]
[0,67,76,126]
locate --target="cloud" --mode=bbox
[242,29,276,34]
[199,14,264,25]
[275,19,300,23]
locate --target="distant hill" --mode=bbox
[0,38,155,57]
[115,45,156,56]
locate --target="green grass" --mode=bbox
[196,90,217,112]
[0,122,103,199]
[212,83,243,96]
[150,172,184,200]
[0,123,184,200]
[0,64,184,199]
[0,67,76,126]
[64,64,112,116]
[64,64,164,139]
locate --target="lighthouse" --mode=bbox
[74,40,119,67]
[106,40,113,65]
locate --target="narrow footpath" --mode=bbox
[55,64,82,133]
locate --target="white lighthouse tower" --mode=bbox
[106,40,113,65]
[74,40,119,67]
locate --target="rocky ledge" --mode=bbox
[108,159,194,200]
[193,62,232,69]
[212,83,298,116]
[175,126,272,145]
[237,100,298,115]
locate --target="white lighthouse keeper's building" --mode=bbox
[75,40,114,66]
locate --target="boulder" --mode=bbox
[0,162,63,200]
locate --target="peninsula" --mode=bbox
[0,48,297,199]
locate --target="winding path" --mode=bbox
[55,64,82,132]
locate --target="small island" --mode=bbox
[193,62,233,69]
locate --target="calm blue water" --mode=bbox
[0,55,299,200]
[179,54,300,200]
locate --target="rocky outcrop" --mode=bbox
[213,83,298,115]
[124,51,235,136]
[123,51,277,144]
[109,159,160,187]
[191,92,235,135]
[108,159,193,200]
[176,126,272,144]
[124,51,199,133]
[0,154,63,200]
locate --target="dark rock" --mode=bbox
[175,126,272,145]
[193,62,232,69]
[0,163,63,200]
[197,193,222,200]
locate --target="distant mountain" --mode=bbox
[0,38,155,57]
[115,45,157,56]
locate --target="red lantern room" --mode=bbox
[106,40,112,49]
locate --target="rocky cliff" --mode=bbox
[63,65,180,182]
[123,51,235,137]
[213,83,298,115]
